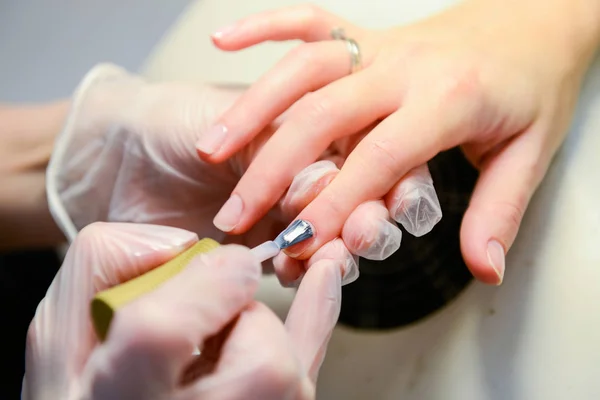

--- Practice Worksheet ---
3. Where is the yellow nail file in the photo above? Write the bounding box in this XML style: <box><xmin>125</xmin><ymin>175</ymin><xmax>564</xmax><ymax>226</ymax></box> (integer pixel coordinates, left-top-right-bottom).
<box><xmin>91</xmin><ymin>238</ymin><xmax>220</xmax><ymax>341</ymax></box>
<box><xmin>90</xmin><ymin>220</ymin><xmax>313</xmax><ymax>342</ymax></box>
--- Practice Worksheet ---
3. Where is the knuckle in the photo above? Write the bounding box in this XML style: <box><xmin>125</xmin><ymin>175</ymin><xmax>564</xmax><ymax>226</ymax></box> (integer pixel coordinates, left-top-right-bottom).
<box><xmin>288</xmin><ymin>44</ymin><xmax>317</xmax><ymax>65</ymax></box>
<box><xmin>287</xmin><ymin>44</ymin><xmax>327</xmax><ymax>74</ymax></box>
<box><xmin>295</xmin><ymin>92</ymin><xmax>337</xmax><ymax>132</ymax></box>
<box><xmin>111</xmin><ymin>300</ymin><xmax>177</xmax><ymax>346</ymax></box>
<box><xmin>300</xmin><ymin>3</ymin><xmax>325</xmax><ymax>22</ymax></box>
<box><xmin>470</xmin><ymin>196</ymin><xmax>526</xmax><ymax>245</ymax></box>
<box><xmin>317</xmin><ymin>188</ymin><xmax>346</xmax><ymax>219</ymax></box>
<box><xmin>360</xmin><ymin>139</ymin><xmax>400</xmax><ymax>179</ymax></box>
<box><xmin>497</xmin><ymin>200</ymin><xmax>526</xmax><ymax>236</ymax></box>
<box><xmin>242</xmin><ymin>167</ymin><xmax>285</xmax><ymax>207</ymax></box>
<box><xmin>435</xmin><ymin>63</ymin><xmax>487</xmax><ymax>127</ymax></box>
<box><xmin>106</xmin><ymin>301</ymin><xmax>194</xmax><ymax>364</ymax></box>
<box><xmin>441</xmin><ymin>66</ymin><xmax>483</xmax><ymax>101</ymax></box>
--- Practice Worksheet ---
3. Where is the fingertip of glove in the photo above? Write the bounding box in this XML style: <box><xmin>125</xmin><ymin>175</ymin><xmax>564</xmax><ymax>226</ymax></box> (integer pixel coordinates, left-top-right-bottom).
<box><xmin>391</xmin><ymin>184</ymin><xmax>442</xmax><ymax>237</ymax></box>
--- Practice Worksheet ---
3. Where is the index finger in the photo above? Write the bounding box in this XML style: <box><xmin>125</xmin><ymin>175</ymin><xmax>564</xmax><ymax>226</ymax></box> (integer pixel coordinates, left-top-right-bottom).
<box><xmin>288</xmin><ymin>104</ymin><xmax>459</xmax><ymax>258</ymax></box>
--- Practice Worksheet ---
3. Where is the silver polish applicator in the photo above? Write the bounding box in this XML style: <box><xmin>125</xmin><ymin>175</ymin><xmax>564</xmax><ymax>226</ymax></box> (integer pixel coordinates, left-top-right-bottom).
<box><xmin>250</xmin><ymin>220</ymin><xmax>314</xmax><ymax>262</ymax></box>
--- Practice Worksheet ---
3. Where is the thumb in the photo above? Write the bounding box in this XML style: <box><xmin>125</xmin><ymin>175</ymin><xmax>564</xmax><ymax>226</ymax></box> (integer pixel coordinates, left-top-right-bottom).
<box><xmin>80</xmin><ymin>245</ymin><xmax>261</xmax><ymax>398</ymax></box>
<box><xmin>23</xmin><ymin>222</ymin><xmax>198</xmax><ymax>399</ymax></box>
<box><xmin>285</xmin><ymin>255</ymin><xmax>343</xmax><ymax>383</ymax></box>
<box><xmin>460</xmin><ymin>137</ymin><xmax>548</xmax><ymax>285</ymax></box>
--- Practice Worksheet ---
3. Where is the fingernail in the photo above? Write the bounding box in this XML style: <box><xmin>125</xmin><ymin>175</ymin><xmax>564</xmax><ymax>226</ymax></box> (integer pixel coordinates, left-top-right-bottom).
<box><xmin>196</xmin><ymin>124</ymin><xmax>228</xmax><ymax>155</ymax></box>
<box><xmin>213</xmin><ymin>194</ymin><xmax>243</xmax><ymax>232</ymax></box>
<box><xmin>393</xmin><ymin>185</ymin><xmax>442</xmax><ymax>237</ymax></box>
<box><xmin>211</xmin><ymin>24</ymin><xmax>237</xmax><ymax>40</ymax></box>
<box><xmin>487</xmin><ymin>240</ymin><xmax>505</xmax><ymax>285</ymax></box>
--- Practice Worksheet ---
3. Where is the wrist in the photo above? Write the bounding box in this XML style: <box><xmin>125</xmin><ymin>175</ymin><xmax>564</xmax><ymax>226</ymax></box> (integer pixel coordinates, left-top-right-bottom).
<box><xmin>0</xmin><ymin>101</ymin><xmax>69</xmax><ymax>250</ymax></box>
<box><xmin>518</xmin><ymin>0</ymin><xmax>597</xmax><ymax>55</ymax></box>
<box><xmin>464</xmin><ymin>0</ymin><xmax>600</xmax><ymax>74</ymax></box>
<box><xmin>0</xmin><ymin>100</ymin><xmax>70</xmax><ymax>172</ymax></box>
<box><xmin>537</xmin><ymin>0</ymin><xmax>600</xmax><ymax>63</ymax></box>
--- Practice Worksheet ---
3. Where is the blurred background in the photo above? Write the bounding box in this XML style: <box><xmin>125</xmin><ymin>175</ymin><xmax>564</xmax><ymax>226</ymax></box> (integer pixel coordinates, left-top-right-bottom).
<box><xmin>0</xmin><ymin>0</ymin><xmax>191</xmax><ymax>101</ymax></box>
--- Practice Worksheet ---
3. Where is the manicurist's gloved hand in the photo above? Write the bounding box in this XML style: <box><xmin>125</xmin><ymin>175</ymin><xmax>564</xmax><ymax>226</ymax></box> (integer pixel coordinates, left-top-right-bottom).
<box><xmin>47</xmin><ymin>64</ymin><xmax>440</xmax><ymax>285</ymax></box>
<box><xmin>23</xmin><ymin>222</ymin><xmax>342</xmax><ymax>399</ymax></box>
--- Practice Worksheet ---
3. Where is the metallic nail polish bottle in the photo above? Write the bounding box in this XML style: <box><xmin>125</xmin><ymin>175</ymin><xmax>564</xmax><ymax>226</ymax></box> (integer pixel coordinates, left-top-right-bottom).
<box><xmin>338</xmin><ymin>147</ymin><xmax>479</xmax><ymax>330</ymax></box>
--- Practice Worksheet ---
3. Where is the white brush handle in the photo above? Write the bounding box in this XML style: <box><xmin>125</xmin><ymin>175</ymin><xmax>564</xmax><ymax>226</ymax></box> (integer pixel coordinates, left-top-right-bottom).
<box><xmin>250</xmin><ymin>240</ymin><xmax>281</xmax><ymax>263</ymax></box>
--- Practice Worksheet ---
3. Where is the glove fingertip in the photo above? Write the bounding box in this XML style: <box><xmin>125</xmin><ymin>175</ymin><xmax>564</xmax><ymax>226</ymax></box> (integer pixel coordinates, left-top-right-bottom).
<box><xmin>390</xmin><ymin>183</ymin><xmax>442</xmax><ymax>237</ymax></box>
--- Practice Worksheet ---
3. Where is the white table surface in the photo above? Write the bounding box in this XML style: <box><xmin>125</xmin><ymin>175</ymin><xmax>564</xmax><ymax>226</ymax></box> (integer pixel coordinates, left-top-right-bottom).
<box><xmin>140</xmin><ymin>1</ymin><xmax>600</xmax><ymax>398</ymax></box>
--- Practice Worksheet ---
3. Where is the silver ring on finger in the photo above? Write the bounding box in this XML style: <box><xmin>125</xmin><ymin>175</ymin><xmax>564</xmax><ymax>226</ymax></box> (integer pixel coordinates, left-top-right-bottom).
<box><xmin>330</xmin><ymin>27</ymin><xmax>362</xmax><ymax>74</ymax></box>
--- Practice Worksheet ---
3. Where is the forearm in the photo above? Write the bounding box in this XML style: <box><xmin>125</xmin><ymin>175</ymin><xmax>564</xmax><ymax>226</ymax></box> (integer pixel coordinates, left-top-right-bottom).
<box><xmin>0</xmin><ymin>100</ymin><xmax>70</xmax><ymax>250</ymax></box>
<box><xmin>532</xmin><ymin>0</ymin><xmax>600</xmax><ymax>63</ymax></box>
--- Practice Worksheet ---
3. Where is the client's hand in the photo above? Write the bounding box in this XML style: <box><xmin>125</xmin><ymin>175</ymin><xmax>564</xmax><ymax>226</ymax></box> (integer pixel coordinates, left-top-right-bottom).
<box><xmin>48</xmin><ymin>64</ymin><xmax>436</xmax><ymax>284</ymax></box>
<box><xmin>204</xmin><ymin>1</ymin><xmax>600</xmax><ymax>284</ymax></box>
<box><xmin>23</xmin><ymin>222</ymin><xmax>339</xmax><ymax>399</ymax></box>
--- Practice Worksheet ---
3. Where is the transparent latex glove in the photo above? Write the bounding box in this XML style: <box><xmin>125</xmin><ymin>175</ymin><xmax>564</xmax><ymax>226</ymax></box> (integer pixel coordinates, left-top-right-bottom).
<box><xmin>205</xmin><ymin>1</ymin><xmax>600</xmax><ymax>285</ymax></box>
<box><xmin>46</xmin><ymin>63</ymin><xmax>430</xmax><ymax>284</ymax></box>
<box><xmin>23</xmin><ymin>222</ymin><xmax>342</xmax><ymax>399</ymax></box>
<box><xmin>275</xmin><ymin>159</ymin><xmax>402</xmax><ymax>286</ymax></box>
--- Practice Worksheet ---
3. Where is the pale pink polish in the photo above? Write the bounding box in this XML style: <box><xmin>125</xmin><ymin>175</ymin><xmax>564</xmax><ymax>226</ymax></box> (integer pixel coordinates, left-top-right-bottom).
<box><xmin>487</xmin><ymin>240</ymin><xmax>506</xmax><ymax>285</ymax></box>
<box><xmin>213</xmin><ymin>194</ymin><xmax>243</xmax><ymax>232</ymax></box>
<box><xmin>212</xmin><ymin>24</ymin><xmax>237</xmax><ymax>40</ymax></box>
<box><xmin>196</xmin><ymin>124</ymin><xmax>228</xmax><ymax>155</ymax></box>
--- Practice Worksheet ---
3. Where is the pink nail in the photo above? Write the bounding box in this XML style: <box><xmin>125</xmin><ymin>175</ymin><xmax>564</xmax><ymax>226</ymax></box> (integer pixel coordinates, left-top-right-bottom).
<box><xmin>196</xmin><ymin>124</ymin><xmax>228</xmax><ymax>155</ymax></box>
<box><xmin>213</xmin><ymin>194</ymin><xmax>244</xmax><ymax>232</ymax></box>
<box><xmin>487</xmin><ymin>240</ymin><xmax>505</xmax><ymax>285</ymax></box>
<box><xmin>212</xmin><ymin>24</ymin><xmax>237</xmax><ymax>40</ymax></box>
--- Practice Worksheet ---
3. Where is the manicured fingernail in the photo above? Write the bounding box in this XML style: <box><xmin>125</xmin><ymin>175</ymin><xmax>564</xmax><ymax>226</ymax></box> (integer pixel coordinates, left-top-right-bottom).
<box><xmin>487</xmin><ymin>240</ymin><xmax>505</xmax><ymax>285</ymax></box>
<box><xmin>211</xmin><ymin>24</ymin><xmax>237</xmax><ymax>40</ymax></box>
<box><xmin>213</xmin><ymin>194</ymin><xmax>243</xmax><ymax>232</ymax></box>
<box><xmin>393</xmin><ymin>185</ymin><xmax>442</xmax><ymax>237</ymax></box>
<box><xmin>196</xmin><ymin>124</ymin><xmax>228</xmax><ymax>155</ymax></box>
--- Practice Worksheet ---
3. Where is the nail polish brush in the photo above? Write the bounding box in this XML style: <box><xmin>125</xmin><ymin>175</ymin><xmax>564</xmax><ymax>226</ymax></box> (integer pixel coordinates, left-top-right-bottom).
<box><xmin>250</xmin><ymin>219</ymin><xmax>314</xmax><ymax>262</ymax></box>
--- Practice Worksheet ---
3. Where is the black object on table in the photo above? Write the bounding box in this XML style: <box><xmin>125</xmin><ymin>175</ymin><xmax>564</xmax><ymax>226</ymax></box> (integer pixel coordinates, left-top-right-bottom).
<box><xmin>339</xmin><ymin>147</ymin><xmax>479</xmax><ymax>330</ymax></box>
